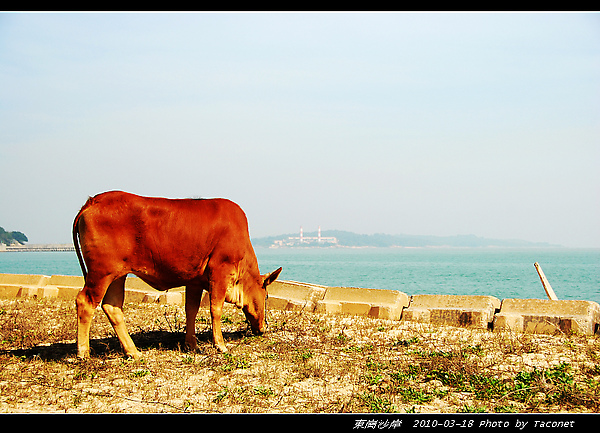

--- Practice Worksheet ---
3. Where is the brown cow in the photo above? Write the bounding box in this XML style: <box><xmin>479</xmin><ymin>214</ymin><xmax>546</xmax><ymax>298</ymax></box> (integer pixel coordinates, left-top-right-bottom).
<box><xmin>72</xmin><ymin>191</ymin><xmax>282</xmax><ymax>359</ymax></box>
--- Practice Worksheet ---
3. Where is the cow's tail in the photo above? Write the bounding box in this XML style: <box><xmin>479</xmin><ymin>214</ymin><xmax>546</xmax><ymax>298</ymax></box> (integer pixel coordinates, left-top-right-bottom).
<box><xmin>72</xmin><ymin>200</ymin><xmax>90</xmax><ymax>281</ymax></box>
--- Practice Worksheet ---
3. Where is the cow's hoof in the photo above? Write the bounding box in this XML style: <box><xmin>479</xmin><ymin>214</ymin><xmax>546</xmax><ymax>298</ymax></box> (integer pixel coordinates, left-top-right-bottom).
<box><xmin>124</xmin><ymin>351</ymin><xmax>142</xmax><ymax>361</ymax></box>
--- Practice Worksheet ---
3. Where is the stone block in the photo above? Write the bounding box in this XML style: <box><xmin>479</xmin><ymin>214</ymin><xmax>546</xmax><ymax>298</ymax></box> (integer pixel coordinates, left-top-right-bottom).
<box><xmin>142</xmin><ymin>293</ymin><xmax>161</xmax><ymax>303</ymax></box>
<box><xmin>36</xmin><ymin>286</ymin><xmax>59</xmax><ymax>298</ymax></box>
<box><xmin>0</xmin><ymin>286</ymin><xmax>21</xmax><ymax>298</ymax></box>
<box><xmin>340</xmin><ymin>301</ymin><xmax>372</xmax><ymax>316</ymax></box>
<box><xmin>57</xmin><ymin>287</ymin><xmax>82</xmax><ymax>300</ymax></box>
<box><xmin>157</xmin><ymin>291</ymin><xmax>184</xmax><ymax>306</ymax></box>
<box><xmin>267</xmin><ymin>280</ymin><xmax>327</xmax><ymax>312</ymax></box>
<box><xmin>124</xmin><ymin>277</ymin><xmax>155</xmax><ymax>291</ymax></box>
<box><xmin>0</xmin><ymin>274</ymin><xmax>49</xmax><ymax>287</ymax></box>
<box><xmin>493</xmin><ymin>299</ymin><xmax>600</xmax><ymax>335</ymax></box>
<box><xmin>17</xmin><ymin>287</ymin><xmax>39</xmax><ymax>298</ymax></box>
<box><xmin>45</xmin><ymin>275</ymin><xmax>84</xmax><ymax>300</ymax></box>
<box><xmin>0</xmin><ymin>274</ymin><xmax>50</xmax><ymax>299</ymax></box>
<box><xmin>315</xmin><ymin>286</ymin><xmax>409</xmax><ymax>320</ymax></box>
<box><xmin>124</xmin><ymin>289</ymin><xmax>152</xmax><ymax>304</ymax></box>
<box><xmin>124</xmin><ymin>276</ymin><xmax>185</xmax><ymax>292</ymax></box>
<box><xmin>402</xmin><ymin>294</ymin><xmax>501</xmax><ymax>329</ymax></box>
<box><xmin>48</xmin><ymin>275</ymin><xmax>84</xmax><ymax>289</ymax></box>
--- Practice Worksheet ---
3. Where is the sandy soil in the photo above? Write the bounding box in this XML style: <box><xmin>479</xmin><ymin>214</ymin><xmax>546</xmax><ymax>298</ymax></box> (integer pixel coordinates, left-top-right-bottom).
<box><xmin>0</xmin><ymin>298</ymin><xmax>599</xmax><ymax>413</ymax></box>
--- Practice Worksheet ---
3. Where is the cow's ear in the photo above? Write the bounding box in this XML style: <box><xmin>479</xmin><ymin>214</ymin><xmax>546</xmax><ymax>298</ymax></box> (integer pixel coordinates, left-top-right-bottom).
<box><xmin>263</xmin><ymin>267</ymin><xmax>282</xmax><ymax>288</ymax></box>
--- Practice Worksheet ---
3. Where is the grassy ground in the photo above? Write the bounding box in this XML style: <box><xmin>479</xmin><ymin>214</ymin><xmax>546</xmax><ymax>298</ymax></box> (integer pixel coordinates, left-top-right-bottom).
<box><xmin>1</xmin><ymin>297</ymin><xmax>599</xmax><ymax>413</ymax></box>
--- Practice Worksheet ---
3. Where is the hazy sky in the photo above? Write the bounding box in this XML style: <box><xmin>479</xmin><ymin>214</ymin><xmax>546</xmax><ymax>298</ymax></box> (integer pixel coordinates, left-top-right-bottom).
<box><xmin>1</xmin><ymin>12</ymin><xmax>599</xmax><ymax>248</ymax></box>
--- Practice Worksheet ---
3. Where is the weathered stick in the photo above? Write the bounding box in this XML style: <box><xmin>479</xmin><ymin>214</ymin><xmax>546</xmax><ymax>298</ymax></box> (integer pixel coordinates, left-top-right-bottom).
<box><xmin>534</xmin><ymin>262</ymin><xmax>558</xmax><ymax>300</ymax></box>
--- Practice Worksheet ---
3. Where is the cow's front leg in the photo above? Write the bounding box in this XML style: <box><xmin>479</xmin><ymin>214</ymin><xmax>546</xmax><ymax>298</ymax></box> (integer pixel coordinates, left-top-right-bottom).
<box><xmin>184</xmin><ymin>283</ymin><xmax>205</xmax><ymax>351</ymax></box>
<box><xmin>209</xmin><ymin>296</ymin><xmax>228</xmax><ymax>352</ymax></box>
<box><xmin>210</xmin><ymin>287</ymin><xmax>227</xmax><ymax>352</ymax></box>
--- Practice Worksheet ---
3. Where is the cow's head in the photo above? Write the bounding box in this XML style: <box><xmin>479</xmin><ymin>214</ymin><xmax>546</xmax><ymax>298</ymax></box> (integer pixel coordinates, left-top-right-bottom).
<box><xmin>242</xmin><ymin>267</ymin><xmax>282</xmax><ymax>335</ymax></box>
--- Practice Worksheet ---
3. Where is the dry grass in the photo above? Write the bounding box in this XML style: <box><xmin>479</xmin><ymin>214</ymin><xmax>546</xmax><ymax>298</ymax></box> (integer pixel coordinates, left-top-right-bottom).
<box><xmin>1</xmin><ymin>297</ymin><xmax>599</xmax><ymax>413</ymax></box>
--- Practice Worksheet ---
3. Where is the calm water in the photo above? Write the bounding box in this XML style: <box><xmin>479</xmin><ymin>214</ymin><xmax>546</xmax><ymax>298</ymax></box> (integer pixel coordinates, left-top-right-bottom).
<box><xmin>1</xmin><ymin>248</ymin><xmax>598</xmax><ymax>304</ymax></box>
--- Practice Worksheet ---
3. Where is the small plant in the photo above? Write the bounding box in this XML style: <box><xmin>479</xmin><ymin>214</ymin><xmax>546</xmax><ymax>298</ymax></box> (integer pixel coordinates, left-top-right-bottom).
<box><xmin>295</xmin><ymin>348</ymin><xmax>313</xmax><ymax>362</ymax></box>
<box><xmin>427</xmin><ymin>369</ymin><xmax>465</xmax><ymax>388</ymax></box>
<box><xmin>254</xmin><ymin>386</ymin><xmax>274</xmax><ymax>397</ymax></box>
<box><xmin>394</xmin><ymin>337</ymin><xmax>419</xmax><ymax>347</ymax></box>
<box><xmin>458</xmin><ymin>404</ymin><xmax>487</xmax><ymax>413</ymax></box>
<box><xmin>335</xmin><ymin>330</ymin><xmax>350</xmax><ymax>345</ymax></box>
<box><xmin>494</xmin><ymin>403</ymin><xmax>518</xmax><ymax>413</ymax></box>
<box><xmin>469</xmin><ymin>374</ymin><xmax>508</xmax><ymax>400</ymax></box>
<box><xmin>214</xmin><ymin>386</ymin><xmax>229</xmax><ymax>403</ymax></box>
<box><xmin>360</xmin><ymin>392</ymin><xmax>396</xmax><ymax>413</ymax></box>
<box><xmin>389</xmin><ymin>370</ymin><xmax>416</xmax><ymax>385</ymax></box>
<box><xmin>131</xmin><ymin>368</ymin><xmax>151</xmax><ymax>378</ymax></box>
<box><xmin>181</xmin><ymin>355</ymin><xmax>195</xmax><ymax>364</ymax></box>
<box><xmin>72</xmin><ymin>392</ymin><xmax>84</xmax><ymax>407</ymax></box>
<box><xmin>364</xmin><ymin>371</ymin><xmax>385</xmax><ymax>386</ymax></box>
<box><xmin>463</xmin><ymin>344</ymin><xmax>484</xmax><ymax>357</ymax></box>
<box><xmin>397</xmin><ymin>387</ymin><xmax>434</xmax><ymax>404</ymax></box>
<box><xmin>221</xmin><ymin>353</ymin><xmax>250</xmax><ymax>372</ymax></box>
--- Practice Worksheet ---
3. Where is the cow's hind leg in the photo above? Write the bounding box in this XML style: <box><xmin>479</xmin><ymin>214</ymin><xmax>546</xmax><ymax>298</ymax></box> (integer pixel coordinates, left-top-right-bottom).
<box><xmin>76</xmin><ymin>290</ymin><xmax>96</xmax><ymax>359</ymax></box>
<box><xmin>76</xmin><ymin>275</ymin><xmax>113</xmax><ymax>359</ymax></box>
<box><xmin>102</xmin><ymin>275</ymin><xmax>141</xmax><ymax>360</ymax></box>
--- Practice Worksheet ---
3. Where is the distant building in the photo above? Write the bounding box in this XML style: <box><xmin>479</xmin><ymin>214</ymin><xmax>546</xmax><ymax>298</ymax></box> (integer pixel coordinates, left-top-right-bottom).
<box><xmin>272</xmin><ymin>226</ymin><xmax>338</xmax><ymax>247</ymax></box>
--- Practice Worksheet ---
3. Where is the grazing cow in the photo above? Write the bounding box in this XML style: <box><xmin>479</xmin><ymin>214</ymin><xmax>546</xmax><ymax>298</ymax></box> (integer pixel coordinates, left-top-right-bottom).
<box><xmin>72</xmin><ymin>191</ymin><xmax>282</xmax><ymax>359</ymax></box>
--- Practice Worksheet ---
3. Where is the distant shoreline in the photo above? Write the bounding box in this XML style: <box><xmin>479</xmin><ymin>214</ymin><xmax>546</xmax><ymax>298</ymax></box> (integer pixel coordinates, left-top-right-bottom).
<box><xmin>3</xmin><ymin>244</ymin><xmax>595</xmax><ymax>253</ymax></box>
<box><xmin>262</xmin><ymin>244</ymin><xmax>567</xmax><ymax>250</ymax></box>
<box><xmin>251</xmin><ymin>230</ymin><xmax>563</xmax><ymax>249</ymax></box>
<box><xmin>0</xmin><ymin>244</ymin><xmax>569</xmax><ymax>252</ymax></box>
<box><xmin>0</xmin><ymin>244</ymin><xmax>75</xmax><ymax>252</ymax></box>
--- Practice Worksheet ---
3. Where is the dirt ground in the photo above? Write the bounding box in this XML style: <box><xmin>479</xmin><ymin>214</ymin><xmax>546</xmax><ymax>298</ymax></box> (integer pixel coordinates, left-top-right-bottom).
<box><xmin>1</xmin><ymin>297</ymin><xmax>599</xmax><ymax>413</ymax></box>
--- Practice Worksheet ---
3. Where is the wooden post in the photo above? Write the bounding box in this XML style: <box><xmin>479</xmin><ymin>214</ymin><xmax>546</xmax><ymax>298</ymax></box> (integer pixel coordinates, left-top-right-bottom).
<box><xmin>534</xmin><ymin>262</ymin><xmax>558</xmax><ymax>300</ymax></box>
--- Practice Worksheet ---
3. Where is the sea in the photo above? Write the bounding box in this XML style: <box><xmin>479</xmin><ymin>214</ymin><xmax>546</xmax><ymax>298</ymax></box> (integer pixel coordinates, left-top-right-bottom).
<box><xmin>1</xmin><ymin>248</ymin><xmax>598</xmax><ymax>305</ymax></box>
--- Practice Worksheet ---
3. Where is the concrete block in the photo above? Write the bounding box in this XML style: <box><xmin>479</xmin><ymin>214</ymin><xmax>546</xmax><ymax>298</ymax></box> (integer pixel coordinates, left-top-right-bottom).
<box><xmin>315</xmin><ymin>286</ymin><xmax>409</xmax><ymax>320</ymax></box>
<box><xmin>199</xmin><ymin>290</ymin><xmax>211</xmax><ymax>307</ymax></box>
<box><xmin>57</xmin><ymin>287</ymin><xmax>82</xmax><ymax>300</ymax></box>
<box><xmin>142</xmin><ymin>293</ymin><xmax>161</xmax><ymax>303</ymax></box>
<box><xmin>402</xmin><ymin>295</ymin><xmax>501</xmax><ymax>329</ymax></box>
<box><xmin>45</xmin><ymin>275</ymin><xmax>84</xmax><ymax>300</ymax></box>
<box><xmin>0</xmin><ymin>274</ymin><xmax>50</xmax><ymax>299</ymax></box>
<box><xmin>0</xmin><ymin>274</ymin><xmax>50</xmax><ymax>287</ymax></box>
<box><xmin>157</xmin><ymin>291</ymin><xmax>184</xmax><ymax>306</ymax></box>
<box><xmin>493</xmin><ymin>299</ymin><xmax>600</xmax><ymax>335</ymax></box>
<box><xmin>124</xmin><ymin>289</ymin><xmax>152</xmax><ymax>304</ymax></box>
<box><xmin>17</xmin><ymin>287</ymin><xmax>39</xmax><ymax>298</ymax></box>
<box><xmin>0</xmin><ymin>286</ymin><xmax>21</xmax><ymax>298</ymax></box>
<box><xmin>124</xmin><ymin>277</ymin><xmax>155</xmax><ymax>291</ymax></box>
<box><xmin>36</xmin><ymin>286</ymin><xmax>59</xmax><ymax>298</ymax></box>
<box><xmin>340</xmin><ymin>301</ymin><xmax>372</xmax><ymax>316</ymax></box>
<box><xmin>316</xmin><ymin>300</ymin><xmax>343</xmax><ymax>315</ymax></box>
<box><xmin>267</xmin><ymin>280</ymin><xmax>327</xmax><ymax>312</ymax></box>
<box><xmin>124</xmin><ymin>276</ymin><xmax>185</xmax><ymax>292</ymax></box>
<box><xmin>12</xmin><ymin>285</ymin><xmax>59</xmax><ymax>299</ymax></box>
<box><xmin>48</xmin><ymin>275</ymin><xmax>84</xmax><ymax>289</ymax></box>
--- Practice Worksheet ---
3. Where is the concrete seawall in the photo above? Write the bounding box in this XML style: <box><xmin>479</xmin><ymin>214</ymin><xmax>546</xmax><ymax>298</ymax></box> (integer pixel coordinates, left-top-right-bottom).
<box><xmin>1</xmin><ymin>273</ymin><xmax>598</xmax><ymax>336</ymax></box>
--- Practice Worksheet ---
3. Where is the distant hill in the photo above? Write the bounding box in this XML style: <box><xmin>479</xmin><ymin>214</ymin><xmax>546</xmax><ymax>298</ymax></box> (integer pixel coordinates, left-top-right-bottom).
<box><xmin>251</xmin><ymin>230</ymin><xmax>558</xmax><ymax>248</ymax></box>
<box><xmin>0</xmin><ymin>227</ymin><xmax>28</xmax><ymax>246</ymax></box>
